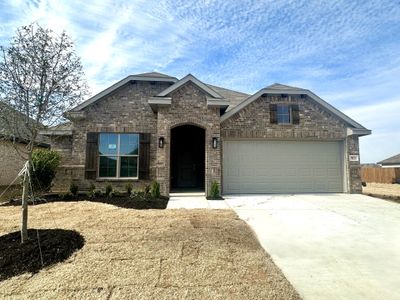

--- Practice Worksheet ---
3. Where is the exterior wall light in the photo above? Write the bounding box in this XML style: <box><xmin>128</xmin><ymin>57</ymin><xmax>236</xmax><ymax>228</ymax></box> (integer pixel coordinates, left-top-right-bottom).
<box><xmin>212</xmin><ymin>137</ymin><xmax>219</xmax><ymax>149</ymax></box>
<box><xmin>158</xmin><ymin>137</ymin><xmax>165</xmax><ymax>148</ymax></box>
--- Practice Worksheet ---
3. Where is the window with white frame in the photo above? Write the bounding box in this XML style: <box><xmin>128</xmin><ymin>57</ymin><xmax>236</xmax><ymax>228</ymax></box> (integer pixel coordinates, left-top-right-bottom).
<box><xmin>98</xmin><ymin>133</ymin><xmax>139</xmax><ymax>178</ymax></box>
<box><xmin>277</xmin><ymin>104</ymin><xmax>291</xmax><ymax>124</ymax></box>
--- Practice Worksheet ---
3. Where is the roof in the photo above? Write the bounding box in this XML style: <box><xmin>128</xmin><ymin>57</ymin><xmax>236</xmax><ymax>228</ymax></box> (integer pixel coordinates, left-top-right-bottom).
<box><xmin>0</xmin><ymin>102</ymin><xmax>49</xmax><ymax>145</ymax></box>
<box><xmin>220</xmin><ymin>83</ymin><xmax>371</xmax><ymax>135</ymax></box>
<box><xmin>39</xmin><ymin>122</ymin><xmax>73</xmax><ymax>136</ymax></box>
<box><xmin>71</xmin><ymin>73</ymin><xmax>178</xmax><ymax>112</ymax></box>
<box><xmin>378</xmin><ymin>154</ymin><xmax>400</xmax><ymax>165</ymax></box>
<box><xmin>206</xmin><ymin>84</ymin><xmax>249</xmax><ymax>111</ymax></box>
<box><xmin>135</xmin><ymin>72</ymin><xmax>177</xmax><ymax>79</ymax></box>
<box><xmin>156</xmin><ymin>74</ymin><xmax>223</xmax><ymax>99</ymax></box>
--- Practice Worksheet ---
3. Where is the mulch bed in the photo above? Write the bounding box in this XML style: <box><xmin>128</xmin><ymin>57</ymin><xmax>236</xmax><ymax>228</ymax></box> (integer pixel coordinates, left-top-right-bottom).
<box><xmin>0</xmin><ymin>229</ymin><xmax>85</xmax><ymax>281</ymax></box>
<box><xmin>1</xmin><ymin>194</ymin><xmax>169</xmax><ymax>209</ymax></box>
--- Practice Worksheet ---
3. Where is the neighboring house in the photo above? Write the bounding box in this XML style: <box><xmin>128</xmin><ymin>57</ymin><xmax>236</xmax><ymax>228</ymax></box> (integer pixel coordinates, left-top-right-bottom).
<box><xmin>0</xmin><ymin>103</ymin><xmax>49</xmax><ymax>186</ymax></box>
<box><xmin>40</xmin><ymin>72</ymin><xmax>371</xmax><ymax>195</ymax></box>
<box><xmin>378</xmin><ymin>154</ymin><xmax>400</xmax><ymax>168</ymax></box>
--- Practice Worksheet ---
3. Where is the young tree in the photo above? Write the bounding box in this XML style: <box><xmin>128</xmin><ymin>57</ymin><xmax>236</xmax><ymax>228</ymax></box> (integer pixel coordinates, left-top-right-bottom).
<box><xmin>0</xmin><ymin>23</ymin><xmax>87</xmax><ymax>243</ymax></box>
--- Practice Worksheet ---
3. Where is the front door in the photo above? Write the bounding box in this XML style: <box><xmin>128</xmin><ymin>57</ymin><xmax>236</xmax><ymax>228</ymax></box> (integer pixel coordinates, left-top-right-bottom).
<box><xmin>170</xmin><ymin>125</ymin><xmax>205</xmax><ymax>190</ymax></box>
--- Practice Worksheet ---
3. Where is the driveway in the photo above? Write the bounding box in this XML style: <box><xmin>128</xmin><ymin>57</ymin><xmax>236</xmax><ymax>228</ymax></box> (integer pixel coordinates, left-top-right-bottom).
<box><xmin>225</xmin><ymin>194</ymin><xmax>400</xmax><ymax>300</ymax></box>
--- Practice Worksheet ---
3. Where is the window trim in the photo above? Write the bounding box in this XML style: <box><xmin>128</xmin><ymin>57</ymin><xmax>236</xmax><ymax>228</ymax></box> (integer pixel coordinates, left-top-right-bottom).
<box><xmin>98</xmin><ymin>133</ymin><xmax>140</xmax><ymax>180</ymax></box>
<box><xmin>276</xmin><ymin>104</ymin><xmax>292</xmax><ymax>124</ymax></box>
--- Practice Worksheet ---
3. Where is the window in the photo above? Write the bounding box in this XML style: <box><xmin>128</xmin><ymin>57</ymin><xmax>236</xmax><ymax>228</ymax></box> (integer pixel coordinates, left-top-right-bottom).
<box><xmin>277</xmin><ymin>104</ymin><xmax>291</xmax><ymax>124</ymax></box>
<box><xmin>98</xmin><ymin>133</ymin><xmax>139</xmax><ymax>178</ymax></box>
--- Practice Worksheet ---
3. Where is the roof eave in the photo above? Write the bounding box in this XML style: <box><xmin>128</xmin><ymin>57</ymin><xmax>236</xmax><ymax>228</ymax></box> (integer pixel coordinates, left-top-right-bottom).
<box><xmin>70</xmin><ymin>75</ymin><xmax>178</xmax><ymax>112</ymax></box>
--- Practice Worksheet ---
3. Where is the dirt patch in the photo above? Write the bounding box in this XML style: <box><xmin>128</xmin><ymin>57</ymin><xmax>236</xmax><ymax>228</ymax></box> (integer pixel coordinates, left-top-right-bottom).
<box><xmin>0</xmin><ymin>229</ymin><xmax>84</xmax><ymax>281</ymax></box>
<box><xmin>2</xmin><ymin>194</ymin><xmax>169</xmax><ymax>210</ymax></box>
<box><xmin>0</xmin><ymin>202</ymin><xmax>301</xmax><ymax>299</ymax></box>
<box><xmin>363</xmin><ymin>183</ymin><xmax>400</xmax><ymax>203</ymax></box>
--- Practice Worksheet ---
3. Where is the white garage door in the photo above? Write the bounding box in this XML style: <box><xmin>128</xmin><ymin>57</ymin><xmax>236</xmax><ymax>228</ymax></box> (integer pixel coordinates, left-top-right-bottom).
<box><xmin>223</xmin><ymin>140</ymin><xmax>343</xmax><ymax>194</ymax></box>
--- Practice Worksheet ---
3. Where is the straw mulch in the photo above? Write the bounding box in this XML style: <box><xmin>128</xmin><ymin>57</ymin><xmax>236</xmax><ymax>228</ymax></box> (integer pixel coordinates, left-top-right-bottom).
<box><xmin>0</xmin><ymin>201</ymin><xmax>300</xmax><ymax>299</ymax></box>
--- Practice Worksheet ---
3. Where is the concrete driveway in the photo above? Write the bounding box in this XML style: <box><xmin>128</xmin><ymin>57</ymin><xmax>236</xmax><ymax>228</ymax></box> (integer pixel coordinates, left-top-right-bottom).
<box><xmin>224</xmin><ymin>194</ymin><xmax>400</xmax><ymax>300</ymax></box>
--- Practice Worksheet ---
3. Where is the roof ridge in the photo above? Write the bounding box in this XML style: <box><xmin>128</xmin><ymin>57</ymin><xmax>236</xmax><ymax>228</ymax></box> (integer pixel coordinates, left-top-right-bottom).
<box><xmin>206</xmin><ymin>83</ymin><xmax>250</xmax><ymax>96</ymax></box>
<box><xmin>266</xmin><ymin>83</ymin><xmax>304</xmax><ymax>90</ymax></box>
<box><xmin>134</xmin><ymin>71</ymin><xmax>176</xmax><ymax>79</ymax></box>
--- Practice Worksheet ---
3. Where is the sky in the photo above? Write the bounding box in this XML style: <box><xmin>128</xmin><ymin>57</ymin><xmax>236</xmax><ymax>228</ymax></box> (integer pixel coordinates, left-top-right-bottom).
<box><xmin>0</xmin><ymin>0</ymin><xmax>399</xmax><ymax>163</ymax></box>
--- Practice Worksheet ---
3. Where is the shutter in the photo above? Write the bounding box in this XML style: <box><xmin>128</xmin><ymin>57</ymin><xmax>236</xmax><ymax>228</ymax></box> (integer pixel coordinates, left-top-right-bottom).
<box><xmin>270</xmin><ymin>104</ymin><xmax>277</xmax><ymax>124</ymax></box>
<box><xmin>85</xmin><ymin>132</ymin><xmax>98</xmax><ymax>180</ymax></box>
<box><xmin>139</xmin><ymin>133</ymin><xmax>151</xmax><ymax>180</ymax></box>
<box><xmin>291</xmin><ymin>104</ymin><xmax>300</xmax><ymax>125</ymax></box>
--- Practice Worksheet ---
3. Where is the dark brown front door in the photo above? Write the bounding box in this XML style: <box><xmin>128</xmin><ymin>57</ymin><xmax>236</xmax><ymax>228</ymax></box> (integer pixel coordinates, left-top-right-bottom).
<box><xmin>171</xmin><ymin>125</ymin><xmax>205</xmax><ymax>190</ymax></box>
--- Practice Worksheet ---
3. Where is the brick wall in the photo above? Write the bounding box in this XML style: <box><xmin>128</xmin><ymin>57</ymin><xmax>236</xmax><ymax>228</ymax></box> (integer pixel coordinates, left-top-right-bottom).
<box><xmin>52</xmin><ymin>81</ymin><xmax>172</xmax><ymax>192</ymax></box>
<box><xmin>156</xmin><ymin>82</ymin><xmax>221</xmax><ymax>195</ymax></box>
<box><xmin>221</xmin><ymin>94</ymin><xmax>362</xmax><ymax>193</ymax></box>
<box><xmin>0</xmin><ymin>140</ymin><xmax>27</xmax><ymax>186</ymax></box>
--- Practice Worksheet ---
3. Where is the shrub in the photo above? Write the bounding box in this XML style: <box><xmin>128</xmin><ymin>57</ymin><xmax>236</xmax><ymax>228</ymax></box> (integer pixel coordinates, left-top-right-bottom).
<box><xmin>144</xmin><ymin>184</ymin><xmax>151</xmax><ymax>196</ymax></box>
<box><xmin>209</xmin><ymin>181</ymin><xmax>220</xmax><ymax>199</ymax></box>
<box><xmin>150</xmin><ymin>181</ymin><xmax>160</xmax><ymax>199</ymax></box>
<box><xmin>105</xmin><ymin>184</ymin><xmax>113</xmax><ymax>197</ymax></box>
<box><xmin>69</xmin><ymin>182</ymin><xmax>79</xmax><ymax>195</ymax></box>
<box><xmin>31</xmin><ymin>149</ymin><xmax>61</xmax><ymax>193</ymax></box>
<box><xmin>125</xmin><ymin>183</ymin><xmax>133</xmax><ymax>195</ymax></box>
<box><xmin>88</xmin><ymin>183</ymin><xmax>96</xmax><ymax>198</ymax></box>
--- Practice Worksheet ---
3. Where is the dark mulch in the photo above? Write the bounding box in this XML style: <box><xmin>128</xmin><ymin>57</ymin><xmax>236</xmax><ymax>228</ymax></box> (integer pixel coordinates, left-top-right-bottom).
<box><xmin>0</xmin><ymin>229</ymin><xmax>85</xmax><ymax>281</ymax></box>
<box><xmin>206</xmin><ymin>196</ymin><xmax>224</xmax><ymax>200</ymax></box>
<box><xmin>1</xmin><ymin>194</ymin><xmax>169</xmax><ymax>209</ymax></box>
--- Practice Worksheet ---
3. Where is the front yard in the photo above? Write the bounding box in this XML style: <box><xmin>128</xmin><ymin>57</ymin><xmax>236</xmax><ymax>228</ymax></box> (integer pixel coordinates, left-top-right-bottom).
<box><xmin>0</xmin><ymin>201</ymin><xmax>300</xmax><ymax>299</ymax></box>
<box><xmin>363</xmin><ymin>182</ymin><xmax>400</xmax><ymax>202</ymax></box>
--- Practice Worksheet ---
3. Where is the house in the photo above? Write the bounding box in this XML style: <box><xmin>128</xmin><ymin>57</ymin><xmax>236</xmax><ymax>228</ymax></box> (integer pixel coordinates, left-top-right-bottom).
<box><xmin>40</xmin><ymin>72</ymin><xmax>371</xmax><ymax>195</ymax></box>
<box><xmin>0</xmin><ymin>102</ymin><xmax>49</xmax><ymax>187</ymax></box>
<box><xmin>378</xmin><ymin>154</ymin><xmax>400</xmax><ymax>168</ymax></box>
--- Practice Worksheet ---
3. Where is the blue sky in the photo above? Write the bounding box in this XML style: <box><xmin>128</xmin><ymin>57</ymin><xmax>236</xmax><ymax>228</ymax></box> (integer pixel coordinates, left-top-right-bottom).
<box><xmin>0</xmin><ymin>0</ymin><xmax>399</xmax><ymax>163</ymax></box>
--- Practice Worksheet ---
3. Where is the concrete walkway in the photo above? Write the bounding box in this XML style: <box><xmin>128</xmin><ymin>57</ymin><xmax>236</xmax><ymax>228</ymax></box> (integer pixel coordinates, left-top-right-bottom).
<box><xmin>167</xmin><ymin>192</ymin><xmax>229</xmax><ymax>209</ymax></box>
<box><xmin>225</xmin><ymin>194</ymin><xmax>400</xmax><ymax>300</ymax></box>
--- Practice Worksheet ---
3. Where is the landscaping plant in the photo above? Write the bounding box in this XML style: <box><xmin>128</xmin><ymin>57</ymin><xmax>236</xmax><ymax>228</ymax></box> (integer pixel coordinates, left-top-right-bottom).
<box><xmin>150</xmin><ymin>181</ymin><xmax>160</xmax><ymax>199</ymax></box>
<box><xmin>209</xmin><ymin>181</ymin><xmax>220</xmax><ymax>199</ymax></box>
<box><xmin>105</xmin><ymin>184</ymin><xmax>113</xmax><ymax>197</ymax></box>
<box><xmin>31</xmin><ymin>149</ymin><xmax>61</xmax><ymax>193</ymax></box>
<box><xmin>69</xmin><ymin>182</ymin><xmax>79</xmax><ymax>196</ymax></box>
<box><xmin>0</xmin><ymin>23</ymin><xmax>87</xmax><ymax>242</ymax></box>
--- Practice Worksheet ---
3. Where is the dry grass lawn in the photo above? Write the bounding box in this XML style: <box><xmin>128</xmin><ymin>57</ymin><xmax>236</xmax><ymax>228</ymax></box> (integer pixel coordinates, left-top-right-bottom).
<box><xmin>0</xmin><ymin>201</ymin><xmax>300</xmax><ymax>299</ymax></box>
<box><xmin>363</xmin><ymin>182</ymin><xmax>400</xmax><ymax>198</ymax></box>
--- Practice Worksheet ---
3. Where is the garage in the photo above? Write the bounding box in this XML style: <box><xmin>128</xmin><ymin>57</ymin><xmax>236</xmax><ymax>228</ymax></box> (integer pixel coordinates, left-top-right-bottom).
<box><xmin>223</xmin><ymin>140</ymin><xmax>344</xmax><ymax>194</ymax></box>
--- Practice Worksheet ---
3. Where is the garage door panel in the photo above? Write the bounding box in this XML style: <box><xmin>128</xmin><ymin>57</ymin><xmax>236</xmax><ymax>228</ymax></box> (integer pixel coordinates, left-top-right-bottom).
<box><xmin>223</xmin><ymin>140</ymin><xmax>343</xmax><ymax>194</ymax></box>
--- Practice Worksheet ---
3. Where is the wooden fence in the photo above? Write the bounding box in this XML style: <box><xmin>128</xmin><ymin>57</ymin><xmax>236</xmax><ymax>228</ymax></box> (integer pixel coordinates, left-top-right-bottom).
<box><xmin>361</xmin><ymin>167</ymin><xmax>400</xmax><ymax>184</ymax></box>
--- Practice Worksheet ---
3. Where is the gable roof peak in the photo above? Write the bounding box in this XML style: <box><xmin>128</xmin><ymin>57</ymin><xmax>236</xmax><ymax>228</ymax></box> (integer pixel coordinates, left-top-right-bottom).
<box><xmin>134</xmin><ymin>71</ymin><xmax>177</xmax><ymax>79</ymax></box>
<box><xmin>157</xmin><ymin>73</ymin><xmax>223</xmax><ymax>99</ymax></box>
<box><xmin>266</xmin><ymin>83</ymin><xmax>304</xmax><ymax>90</ymax></box>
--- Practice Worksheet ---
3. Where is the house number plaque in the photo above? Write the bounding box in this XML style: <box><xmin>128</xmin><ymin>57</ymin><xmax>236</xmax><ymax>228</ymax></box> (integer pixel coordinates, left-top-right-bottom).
<box><xmin>349</xmin><ymin>155</ymin><xmax>359</xmax><ymax>162</ymax></box>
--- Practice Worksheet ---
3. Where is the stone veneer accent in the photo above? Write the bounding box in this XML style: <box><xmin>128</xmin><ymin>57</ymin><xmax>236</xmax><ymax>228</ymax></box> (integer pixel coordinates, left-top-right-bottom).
<box><xmin>221</xmin><ymin>94</ymin><xmax>362</xmax><ymax>193</ymax></box>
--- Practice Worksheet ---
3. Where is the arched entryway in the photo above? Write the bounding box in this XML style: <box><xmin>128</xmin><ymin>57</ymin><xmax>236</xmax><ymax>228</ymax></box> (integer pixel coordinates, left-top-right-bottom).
<box><xmin>170</xmin><ymin>124</ymin><xmax>205</xmax><ymax>191</ymax></box>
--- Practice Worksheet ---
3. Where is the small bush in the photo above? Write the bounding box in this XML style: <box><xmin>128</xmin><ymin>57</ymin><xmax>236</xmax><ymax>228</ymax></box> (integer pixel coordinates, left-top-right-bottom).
<box><xmin>144</xmin><ymin>184</ymin><xmax>151</xmax><ymax>196</ymax></box>
<box><xmin>69</xmin><ymin>182</ymin><xmax>79</xmax><ymax>195</ymax></box>
<box><xmin>94</xmin><ymin>189</ymin><xmax>102</xmax><ymax>197</ymax></box>
<box><xmin>31</xmin><ymin>149</ymin><xmax>61</xmax><ymax>193</ymax></box>
<box><xmin>131</xmin><ymin>189</ymin><xmax>146</xmax><ymax>200</ymax></box>
<box><xmin>105</xmin><ymin>184</ymin><xmax>113</xmax><ymax>197</ymax></box>
<box><xmin>125</xmin><ymin>183</ymin><xmax>133</xmax><ymax>195</ymax></box>
<box><xmin>88</xmin><ymin>183</ymin><xmax>96</xmax><ymax>198</ymax></box>
<box><xmin>150</xmin><ymin>181</ymin><xmax>160</xmax><ymax>198</ymax></box>
<box><xmin>209</xmin><ymin>181</ymin><xmax>220</xmax><ymax>199</ymax></box>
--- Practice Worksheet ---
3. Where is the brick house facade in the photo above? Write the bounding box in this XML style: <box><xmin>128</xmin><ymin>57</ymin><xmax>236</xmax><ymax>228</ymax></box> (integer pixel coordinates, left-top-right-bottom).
<box><xmin>42</xmin><ymin>72</ymin><xmax>370</xmax><ymax>195</ymax></box>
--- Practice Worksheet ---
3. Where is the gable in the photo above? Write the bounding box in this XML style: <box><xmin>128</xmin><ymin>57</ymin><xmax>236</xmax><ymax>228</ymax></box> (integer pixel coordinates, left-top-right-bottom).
<box><xmin>221</xmin><ymin>84</ymin><xmax>370</xmax><ymax>135</ymax></box>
